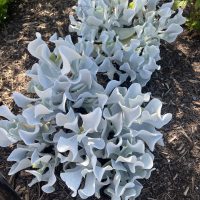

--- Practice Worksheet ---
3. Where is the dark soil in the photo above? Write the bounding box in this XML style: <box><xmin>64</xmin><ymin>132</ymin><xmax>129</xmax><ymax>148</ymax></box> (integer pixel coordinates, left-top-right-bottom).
<box><xmin>0</xmin><ymin>1</ymin><xmax>200</xmax><ymax>200</ymax></box>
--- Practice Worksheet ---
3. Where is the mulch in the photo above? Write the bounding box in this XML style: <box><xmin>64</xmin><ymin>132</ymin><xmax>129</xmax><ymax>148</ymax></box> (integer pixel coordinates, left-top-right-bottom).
<box><xmin>0</xmin><ymin>1</ymin><xmax>199</xmax><ymax>200</ymax></box>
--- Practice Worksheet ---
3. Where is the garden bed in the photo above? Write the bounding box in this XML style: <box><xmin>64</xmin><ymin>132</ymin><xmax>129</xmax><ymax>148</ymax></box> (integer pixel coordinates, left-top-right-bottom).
<box><xmin>0</xmin><ymin>0</ymin><xmax>199</xmax><ymax>199</ymax></box>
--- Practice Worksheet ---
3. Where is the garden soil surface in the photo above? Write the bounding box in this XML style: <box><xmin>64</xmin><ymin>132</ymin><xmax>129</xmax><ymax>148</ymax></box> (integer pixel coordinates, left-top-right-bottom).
<box><xmin>0</xmin><ymin>1</ymin><xmax>200</xmax><ymax>200</ymax></box>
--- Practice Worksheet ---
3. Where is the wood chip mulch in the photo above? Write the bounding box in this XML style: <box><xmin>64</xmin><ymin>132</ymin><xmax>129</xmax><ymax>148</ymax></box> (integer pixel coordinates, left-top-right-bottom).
<box><xmin>0</xmin><ymin>1</ymin><xmax>200</xmax><ymax>200</ymax></box>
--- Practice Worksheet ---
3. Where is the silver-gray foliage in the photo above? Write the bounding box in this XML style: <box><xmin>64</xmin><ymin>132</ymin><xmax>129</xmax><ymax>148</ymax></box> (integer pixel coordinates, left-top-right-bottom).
<box><xmin>69</xmin><ymin>0</ymin><xmax>185</xmax><ymax>85</ymax></box>
<box><xmin>0</xmin><ymin>34</ymin><xmax>172</xmax><ymax>199</ymax></box>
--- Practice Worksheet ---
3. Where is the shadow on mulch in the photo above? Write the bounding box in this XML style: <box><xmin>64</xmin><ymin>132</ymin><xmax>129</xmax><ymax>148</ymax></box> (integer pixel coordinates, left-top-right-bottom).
<box><xmin>139</xmin><ymin>35</ymin><xmax>200</xmax><ymax>200</ymax></box>
<box><xmin>0</xmin><ymin>1</ymin><xmax>200</xmax><ymax>200</ymax></box>
<box><xmin>0</xmin><ymin>0</ymin><xmax>76</xmax><ymax>109</ymax></box>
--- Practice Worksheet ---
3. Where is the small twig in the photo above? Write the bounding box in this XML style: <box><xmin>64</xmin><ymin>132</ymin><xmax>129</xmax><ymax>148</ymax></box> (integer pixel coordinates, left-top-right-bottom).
<box><xmin>180</xmin><ymin>130</ymin><xmax>193</xmax><ymax>145</ymax></box>
<box><xmin>184</xmin><ymin>186</ymin><xmax>190</xmax><ymax>196</ymax></box>
<box><xmin>191</xmin><ymin>176</ymin><xmax>195</xmax><ymax>192</ymax></box>
<box><xmin>25</xmin><ymin>192</ymin><xmax>29</xmax><ymax>200</ymax></box>
<box><xmin>38</xmin><ymin>193</ymin><xmax>45</xmax><ymax>200</ymax></box>
<box><xmin>173</xmin><ymin>173</ymin><xmax>178</xmax><ymax>181</ymax></box>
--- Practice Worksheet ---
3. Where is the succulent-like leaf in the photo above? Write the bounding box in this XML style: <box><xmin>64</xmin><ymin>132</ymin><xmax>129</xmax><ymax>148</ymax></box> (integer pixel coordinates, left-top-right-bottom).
<box><xmin>0</xmin><ymin>32</ymin><xmax>173</xmax><ymax>200</ymax></box>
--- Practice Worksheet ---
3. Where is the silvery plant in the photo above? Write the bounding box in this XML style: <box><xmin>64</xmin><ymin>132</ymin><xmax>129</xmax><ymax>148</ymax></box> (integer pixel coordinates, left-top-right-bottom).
<box><xmin>0</xmin><ymin>34</ymin><xmax>172</xmax><ymax>199</ymax></box>
<box><xmin>69</xmin><ymin>0</ymin><xmax>185</xmax><ymax>85</ymax></box>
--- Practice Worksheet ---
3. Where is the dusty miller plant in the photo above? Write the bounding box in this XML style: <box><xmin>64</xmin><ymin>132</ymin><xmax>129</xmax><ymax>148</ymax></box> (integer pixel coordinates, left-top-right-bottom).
<box><xmin>69</xmin><ymin>0</ymin><xmax>185</xmax><ymax>85</ymax></box>
<box><xmin>0</xmin><ymin>33</ymin><xmax>172</xmax><ymax>199</ymax></box>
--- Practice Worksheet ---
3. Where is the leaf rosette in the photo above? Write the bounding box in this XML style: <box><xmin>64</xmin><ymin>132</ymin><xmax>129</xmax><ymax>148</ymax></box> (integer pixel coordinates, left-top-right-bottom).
<box><xmin>70</xmin><ymin>0</ymin><xmax>185</xmax><ymax>85</ymax></box>
<box><xmin>0</xmin><ymin>33</ymin><xmax>172</xmax><ymax>200</ymax></box>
